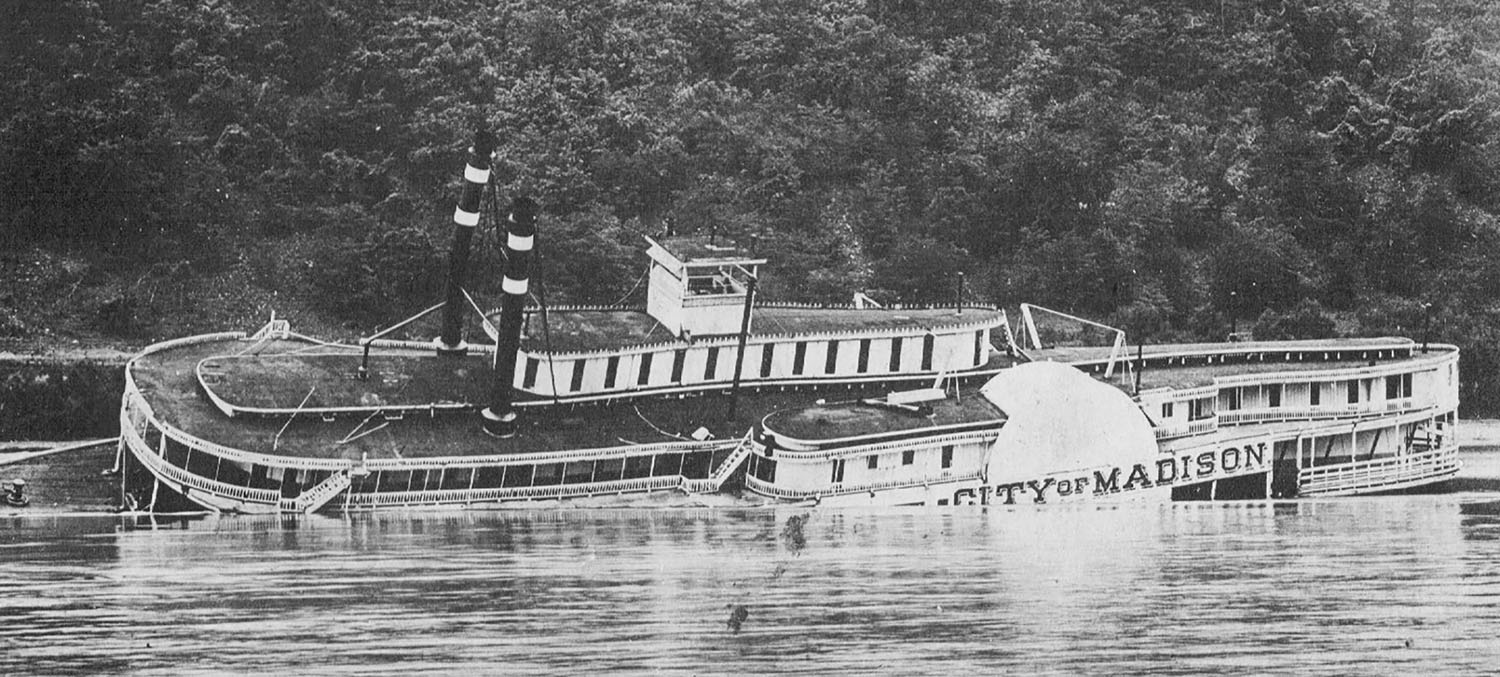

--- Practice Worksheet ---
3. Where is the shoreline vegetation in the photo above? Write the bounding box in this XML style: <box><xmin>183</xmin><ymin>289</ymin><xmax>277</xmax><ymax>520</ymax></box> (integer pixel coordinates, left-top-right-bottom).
<box><xmin>6</xmin><ymin>1</ymin><xmax>1500</xmax><ymax>420</ymax></box>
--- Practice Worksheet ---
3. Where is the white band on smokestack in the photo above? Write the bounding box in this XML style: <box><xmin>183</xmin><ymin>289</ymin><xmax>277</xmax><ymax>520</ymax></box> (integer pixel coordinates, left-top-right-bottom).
<box><xmin>464</xmin><ymin>164</ymin><xmax>490</xmax><ymax>184</ymax></box>
<box><xmin>508</xmin><ymin>233</ymin><xmax>534</xmax><ymax>252</ymax></box>
<box><xmin>454</xmin><ymin>207</ymin><xmax>480</xmax><ymax>227</ymax></box>
<box><xmin>502</xmin><ymin>277</ymin><xmax>529</xmax><ymax>295</ymax></box>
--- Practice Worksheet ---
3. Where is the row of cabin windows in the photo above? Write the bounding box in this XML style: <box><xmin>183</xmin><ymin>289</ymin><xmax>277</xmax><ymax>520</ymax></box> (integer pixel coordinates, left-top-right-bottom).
<box><xmin>348</xmin><ymin>450</ymin><xmax>731</xmax><ymax>494</ymax></box>
<box><xmin>836</xmin><ymin>445</ymin><xmax>955</xmax><ymax>482</ymax></box>
<box><xmin>522</xmin><ymin>332</ymin><xmax>974</xmax><ymax>392</ymax></box>
<box><xmin>1165</xmin><ymin>373</ymin><xmax>1418</xmax><ymax>418</ymax></box>
<box><xmin>153</xmin><ymin>430</ymin><xmax>731</xmax><ymax>494</ymax></box>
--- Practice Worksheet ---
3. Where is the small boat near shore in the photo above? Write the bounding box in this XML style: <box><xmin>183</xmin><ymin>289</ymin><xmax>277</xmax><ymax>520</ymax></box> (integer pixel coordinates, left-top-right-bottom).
<box><xmin>113</xmin><ymin>131</ymin><xmax>1462</xmax><ymax>514</ymax></box>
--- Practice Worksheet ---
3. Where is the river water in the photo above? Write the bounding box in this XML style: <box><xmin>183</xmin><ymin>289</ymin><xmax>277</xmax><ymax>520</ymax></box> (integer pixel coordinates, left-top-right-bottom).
<box><xmin>5</xmin><ymin>451</ymin><xmax>1500</xmax><ymax>675</ymax></box>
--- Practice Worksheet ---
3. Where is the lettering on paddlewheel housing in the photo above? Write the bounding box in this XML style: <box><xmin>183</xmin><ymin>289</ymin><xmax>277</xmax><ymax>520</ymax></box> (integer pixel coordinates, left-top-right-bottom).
<box><xmin>953</xmin><ymin>441</ymin><xmax>1269</xmax><ymax>505</ymax></box>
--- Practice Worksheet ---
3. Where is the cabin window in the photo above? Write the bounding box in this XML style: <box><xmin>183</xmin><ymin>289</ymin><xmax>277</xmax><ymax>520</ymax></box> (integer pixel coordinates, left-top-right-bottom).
<box><xmin>902</xmin><ymin>449</ymin><xmax>914</xmax><ymax>465</ymax></box>
<box><xmin>164</xmin><ymin>437</ymin><xmax>190</xmax><ymax>469</ymax></box>
<box><xmin>604</xmin><ymin>356</ymin><xmax>619</xmax><ymax>389</ymax></box>
<box><xmin>671</xmin><ymin>350</ymin><xmax>686</xmax><ymax>383</ymax></box>
<box><xmin>857</xmin><ymin>339</ymin><xmax>871</xmax><ymax>373</ymax></box>
<box><xmin>470</xmin><ymin>466</ymin><xmax>503</xmax><ymax>489</ymax></box>
<box><xmin>922</xmin><ymin>335</ymin><xmax>935</xmax><ymax>371</ymax></box>
<box><xmin>682</xmin><ymin>452</ymin><xmax>712</xmax><ymax>479</ymax></box>
<box><xmin>653</xmin><ymin>453</ymin><xmax>684</xmax><ymax>477</ymax></box>
<box><xmin>1161</xmin><ymin>402</ymin><xmax>1174</xmax><ymax>419</ymax></box>
<box><xmin>1403</xmin><ymin>373</ymin><xmax>1413</xmax><ymax>397</ymax></box>
<box><xmin>760</xmin><ymin>344</ymin><xmax>775</xmax><ymax>378</ymax></box>
<box><xmin>1188</xmin><ymin>397</ymin><xmax>1214</xmax><ymax>421</ymax></box>
<box><xmin>825</xmin><ymin>340</ymin><xmax>841</xmax><ymax>374</ymax></box>
<box><xmin>1310</xmin><ymin>383</ymin><xmax>1321</xmax><ymax>406</ymax></box>
<box><xmin>1226</xmin><ymin>388</ymin><xmax>1241</xmax><ymax>411</ymax></box>
<box><xmin>441</xmin><ymin>467</ymin><xmax>473</xmax><ymax>491</ymax></box>
<box><xmin>594</xmin><ymin>458</ymin><xmax>624</xmax><ymax>482</ymax></box>
<box><xmin>889</xmin><ymin>337</ymin><xmax>904</xmax><ymax>371</ymax></box>
<box><xmin>637</xmin><ymin>352</ymin><xmax>654</xmax><ymax>386</ymax></box>
<box><xmin>217</xmin><ymin>460</ymin><xmax>251</xmax><ymax>487</ymax></box>
<box><xmin>186</xmin><ymin>448</ymin><xmax>218</xmax><ymax>478</ymax></box>
<box><xmin>500</xmin><ymin>465</ymin><xmax>532</xmax><ymax>488</ymax></box>
<box><xmin>1268</xmin><ymin>384</ymin><xmax>1282</xmax><ymax>408</ymax></box>
<box><xmin>533</xmin><ymin>463</ymin><xmax>563</xmax><ymax>486</ymax></box>
<box><xmin>868</xmin><ymin>455</ymin><xmax>879</xmax><ymax>470</ymax></box>
<box><xmin>1347</xmin><ymin>379</ymin><xmax>1359</xmax><ymax>404</ymax></box>
<box><xmin>974</xmin><ymin>330</ymin><xmax>983</xmax><ymax>365</ymax></box>
<box><xmin>523</xmin><ymin>357</ymin><xmax>540</xmax><ymax>389</ymax></box>
<box><xmin>569</xmin><ymin>360</ymin><xmax>585</xmax><ymax>392</ymax></box>
<box><xmin>831</xmin><ymin>459</ymin><xmax>845</xmax><ymax>483</ymax></box>
<box><xmin>623</xmin><ymin>455</ymin><xmax>653</xmax><ymax>479</ymax></box>
<box><xmin>563</xmin><ymin>461</ymin><xmax>594</xmax><ymax>484</ymax></box>
<box><xmin>941</xmin><ymin>445</ymin><xmax>954</xmax><ymax>469</ymax></box>
<box><xmin>753</xmin><ymin>456</ymin><xmax>777</xmax><ymax>482</ymax></box>
<box><xmin>374</xmin><ymin>470</ymin><xmax>408</xmax><ymax>493</ymax></box>
<box><xmin>793</xmin><ymin>342</ymin><xmax>808</xmax><ymax>375</ymax></box>
<box><xmin>704</xmin><ymin>347</ymin><xmax>720</xmax><ymax>380</ymax></box>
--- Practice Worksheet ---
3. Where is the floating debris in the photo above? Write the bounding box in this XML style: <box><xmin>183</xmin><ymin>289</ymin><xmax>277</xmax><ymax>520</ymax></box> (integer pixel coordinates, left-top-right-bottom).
<box><xmin>726</xmin><ymin>604</ymin><xmax>749</xmax><ymax>633</ymax></box>
<box><xmin>781</xmin><ymin>513</ymin><xmax>809</xmax><ymax>555</ymax></box>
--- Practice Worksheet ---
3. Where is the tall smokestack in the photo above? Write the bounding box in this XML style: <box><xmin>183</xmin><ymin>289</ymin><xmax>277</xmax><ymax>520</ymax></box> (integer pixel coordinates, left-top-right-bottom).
<box><xmin>481</xmin><ymin>197</ymin><xmax>538</xmax><ymax>438</ymax></box>
<box><xmin>437</xmin><ymin>129</ymin><xmax>497</xmax><ymax>355</ymax></box>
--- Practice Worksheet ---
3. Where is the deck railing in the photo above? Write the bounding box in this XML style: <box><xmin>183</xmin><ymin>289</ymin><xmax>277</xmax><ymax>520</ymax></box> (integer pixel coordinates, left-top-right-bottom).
<box><xmin>1154</xmin><ymin>418</ymin><xmax>1219</xmax><ymax>440</ymax></box>
<box><xmin>341</xmin><ymin>475</ymin><xmax>686</xmax><ymax>509</ymax></box>
<box><xmin>1298</xmin><ymin>447</ymin><xmax>1461</xmax><ymax>496</ymax></box>
<box><xmin>126</xmin><ymin>378</ymin><xmax>740</xmax><ymax>472</ymax></box>
<box><xmin>680</xmin><ymin>431</ymin><xmax>755</xmax><ymax>494</ymax></box>
<box><xmin>122</xmin><ymin>416</ymin><xmax>280</xmax><ymax>506</ymax></box>
<box><xmin>290</xmin><ymin>470</ymin><xmax>352</xmax><ymax>513</ymax></box>
<box><xmin>765</xmin><ymin>429</ymin><xmax>1001</xmax><ymax>462</ymax></box>
<box><xmin>1218</xmin><ymin>400</ymin><xmax>1425</xmax><ymax>427</ymax></box>
<box><xmin>745</xmin><ymin>469</ymin><xmax>985</xmax><ymax>501</ymax></box>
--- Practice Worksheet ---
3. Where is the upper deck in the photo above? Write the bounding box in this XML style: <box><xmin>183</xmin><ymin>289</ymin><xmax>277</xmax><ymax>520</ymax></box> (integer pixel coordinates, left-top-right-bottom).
<box><xmin>758</xmin><ymin>336</ymin><xmax>1459</xmax><ymax>446</ymax></box>
<box><xmin>127</xmin><ymin>331</ymin><xmax>1011</xmax><ymax>463</ymax></box>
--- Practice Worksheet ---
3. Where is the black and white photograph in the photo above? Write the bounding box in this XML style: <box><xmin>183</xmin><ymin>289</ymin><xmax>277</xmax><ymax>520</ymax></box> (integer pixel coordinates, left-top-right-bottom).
<box><xmin>3</xmin><ymin>1</ymin><xmax>1499</xmax><ymax>673</ymax></box>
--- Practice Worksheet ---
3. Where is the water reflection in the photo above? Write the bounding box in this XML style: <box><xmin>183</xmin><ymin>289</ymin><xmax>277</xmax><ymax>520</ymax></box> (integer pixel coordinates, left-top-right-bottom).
<box><xmin>2</xmin><ymin>498</ymin><xmax>1500</xmax><ymax>674</ymax></box>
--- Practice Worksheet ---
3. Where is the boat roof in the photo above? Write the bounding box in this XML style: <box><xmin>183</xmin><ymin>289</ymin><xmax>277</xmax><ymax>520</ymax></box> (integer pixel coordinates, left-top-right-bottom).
<box><xmin>1029</xmin><ymin>337</ymin><xmax>1420</xmax><ymax>390</ymax></box>
<box><xmin>761</xmin><ymin>392</ymin><xmax>1005</xmax><ymax>444</ymax></box>
<box><xmin>130</xmin><ymin>335</ymin><xmax>991</xmax><ymax>462</ymax></box>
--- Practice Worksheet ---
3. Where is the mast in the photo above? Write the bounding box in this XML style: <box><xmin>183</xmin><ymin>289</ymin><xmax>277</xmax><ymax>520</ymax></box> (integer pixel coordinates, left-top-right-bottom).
<box><xmin>481</xmin><ymin>196</ymin><xmax>538</xmax><ymax>438</ymax></box>
<box><xmin>437</xmin><ymin>129</ymin><xmax>497</xmax><ymax>355</ymax></box>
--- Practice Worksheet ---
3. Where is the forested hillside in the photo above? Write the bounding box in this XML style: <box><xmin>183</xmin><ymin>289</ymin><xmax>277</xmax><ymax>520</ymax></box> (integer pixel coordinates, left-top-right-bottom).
<box><xmin>4</xmin><ymin>0</ymin><xmax>1500</xmax><ymax>412</ymax></box>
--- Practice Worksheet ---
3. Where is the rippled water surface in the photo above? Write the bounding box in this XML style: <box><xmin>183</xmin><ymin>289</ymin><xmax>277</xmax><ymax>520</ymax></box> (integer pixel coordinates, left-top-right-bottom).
<box><xmin>6</xmin><ymin>455</ymin><xmax>1500</xmax><ymax>675</ymax></box>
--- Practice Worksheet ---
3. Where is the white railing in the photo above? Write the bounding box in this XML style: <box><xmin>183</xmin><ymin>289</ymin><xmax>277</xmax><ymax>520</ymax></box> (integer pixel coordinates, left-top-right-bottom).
<box><xmin>765</xmin><ymin>429</ymin><xmax>1001</xmax><ymax>462</ymax></box>
<box><xmin>745</xmin><ymin>469</ymin><xmax>985</xmax><ymax>500</ymax></box>
<box><xmin>124</xmin><ymin>420</ymin><xmax>280</xmax><ymax>505</ymax></box>
<box><xmin>680</xmin><ymin>431</ymin><xmax>755</xmax><ymax>494</ymax></box>
<box><xmin>126</xmin><ymin>380</ymin><xmax>741</xmax><ymax>472</ymax></box>
<box><xmin>1212</xmin><ymin>350</ymin><xmax>1455</xmax><ymax>389</ymax></box>
<box><xmin>1154</xmin><ymin>417</ymin><xmax>1219</xmax><ymax>440</ymax></box>
<box><xmin>1298</xmin><ymin>447</ymin><xmax>1461</xmax><ymax>496</ymax></box>
<box><xmin>1218</xmin><ymin>400</ymin><xmax>1425</xmax><ymax>426</ymax></box>
<box><xmin>291</xmin><ymin>470</ymin><xmax>351</xmax><ymax>514</ymax></box>
<box><xmin>341</xmin><ymin>475</ymin><xmax>685</xmax><ymax>509</ymax></box>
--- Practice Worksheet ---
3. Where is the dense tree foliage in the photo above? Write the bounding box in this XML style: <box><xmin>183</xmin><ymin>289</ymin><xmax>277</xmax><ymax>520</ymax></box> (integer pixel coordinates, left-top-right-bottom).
<box><xmin>4</xmin><ymin>0</ymin><xmax>1500</xmax><ymax>411</ymax></box>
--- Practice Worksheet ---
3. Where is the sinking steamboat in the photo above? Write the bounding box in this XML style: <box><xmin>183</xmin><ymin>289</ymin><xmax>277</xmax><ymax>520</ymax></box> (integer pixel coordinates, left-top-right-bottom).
<box><xmin>115</xmin><ymin>133</ymin><xmax>1462</xmax><ymax>514</ymax></box>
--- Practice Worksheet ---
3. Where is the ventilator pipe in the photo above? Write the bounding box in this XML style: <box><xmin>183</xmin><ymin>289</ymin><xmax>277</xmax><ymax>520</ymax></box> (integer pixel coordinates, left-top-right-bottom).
<box><xmin>437</xmin><ymin>129</ymin><xmax>497</xmax><ymax>355</ymax></box>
